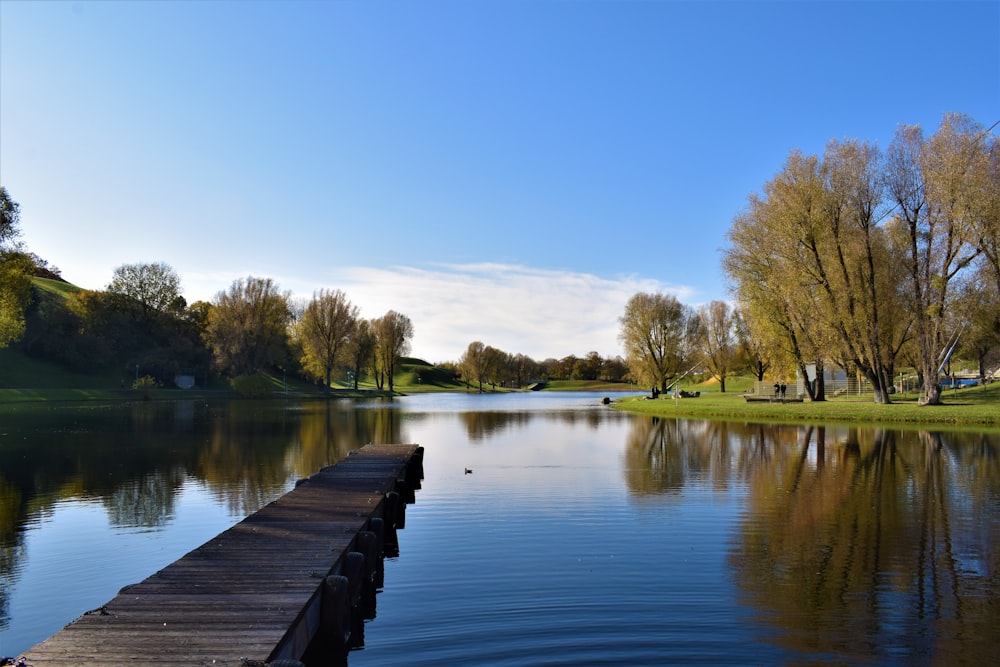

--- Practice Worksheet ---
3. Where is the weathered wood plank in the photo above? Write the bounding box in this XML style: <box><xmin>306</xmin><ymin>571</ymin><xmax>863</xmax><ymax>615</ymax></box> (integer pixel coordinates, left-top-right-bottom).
<box><xmin>25</xmin><ymin>444</ymin><xmax>423</xmax><ymax>667</ymax></box>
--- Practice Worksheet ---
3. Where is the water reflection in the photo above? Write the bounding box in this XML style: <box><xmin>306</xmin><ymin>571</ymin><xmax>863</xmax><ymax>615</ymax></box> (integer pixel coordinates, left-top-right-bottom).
<box><xmin>0</xmin><ymin>399</ymin><xmax>405</xmax><ymax>635</ymax></box>
<box><xmin>733</xmin><ymin>426</ymin><xmax>999</xmax><ymax>664</ymax></box>
<box><xmin>3</xmin><ymin>397</ymin><xmax>999</xmax><ymax>665</ymax></box>
<box><xmin>0</xmin><ymin>478</ymin><xmax>23</xmax><ymax>631</ymax></box>
<box><xmin>622</xmin><ymin>418</ymin><xmax>1000</xmax><ymax>663</ymax></box>
<box><xmin>103</xmin><ymin>470</ymin><xmax>184</xmax><ymax>528</ymax></box>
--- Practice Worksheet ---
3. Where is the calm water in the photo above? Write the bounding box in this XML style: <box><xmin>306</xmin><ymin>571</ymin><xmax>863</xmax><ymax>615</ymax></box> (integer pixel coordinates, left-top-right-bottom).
<box><xmin>1</xmin><ymin>393</ymin><xmax>998</xmax><ymax>665</ymax></box>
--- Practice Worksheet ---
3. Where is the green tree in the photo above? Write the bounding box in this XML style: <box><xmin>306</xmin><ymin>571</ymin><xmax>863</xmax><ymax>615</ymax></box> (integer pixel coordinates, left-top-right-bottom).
<box><xmin>0</xmin><ymin>252</ymin><xmax>32</xmax><ymax>348</ymax></box>
<box><xmin>347</xmin><ymin>318</ymin><xmax>375</xmax><ymax>390</ymax></box>
<box><xmin>484</xmin><ymin>345</ymin><xmax>508</xmax><ymax>388</ymax></box>
<box><xmin>576</xmin><ymin>351</ymin><xmax>604</xmax><ymax>381</ymax></box>
<box><xmin>295</xmin><ymin>289</ymin><xmax>359</xmax><ymax>389</ymax></box>
<box><xmin>106</xmin><ymin>262</ymin><xmax>185</xmax><ymax>324</ymax></box>
<box><xmin>618</xmin><ymin>291</ymin><xmax>697</xmax><ymax>393</ymax></box>
<box><xmin>371</xmin><ymin>310</ymin><xmax>413</xmax><ymax>393</ymax></box>
<box><xmin>0</xmin><ymin>186</ymin><xmax>21</xmax><ymax>249</ymax></box>
<box><xmin>205</xmin><ymin>276</ymin><xmax>292</xmax><ymax>376</ymax></box>
<box><xmin>511</xmin><ymin>352</ymin><xmax>538</xmax><ymax>388</ymax></box>
<box><xmin>460</xmin><ymin>341</ymin><xmax>488</xmax><ymax>391</ymax></box>
<box><xmin>0</xmin><ymin>188</ymin><xmax>31</xmax><ymax>348</ymax></box>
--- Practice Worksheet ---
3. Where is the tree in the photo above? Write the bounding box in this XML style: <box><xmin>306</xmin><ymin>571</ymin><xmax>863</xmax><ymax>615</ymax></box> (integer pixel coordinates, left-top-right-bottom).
<box><xmin>967</xmin><ymin>128</ymin><xmax>1000</xmax><ymax>294</ymax></box>
<box><xmin>724</xmin><ymin>176</ymin><xmax>828</xmax><ymax>400</ymax></box>
<box><xmin>347</xmin><ymin>318</ymin><xmax>375</xmax><ymax>390</ymax></box>
<box><xmin>725</xmin><ymin>142</ymin><xmax>910</xmax><ymax>403</ymax></box>
<box><xmin>618</xmin><ymin>291</ymin><xmax>697</xmax><ymax>393</ymax></box>
<box><xmin>0</xmin><ymin>188</ymin><xmax>31</xmax><ymax>348</ymax></box>
<box><xmin>511</xmin><ymin>352</ymin><xmax>538</xmax><ymax>388</ymax></box>
<box><xmin>296</xmin><ymin>289</ymin><xmax>359</xmax><ymax>390</ymax></box>
<box><xmin>107</xmin><ymin>262</ymin><xmax>185</xmax><ymax>323</ymax></box>
<box><xmin>577</xmin><ymin>351</ymin><xmax>604</xmax><ymax>381</ymax></box>
<box><xmin>954</xmin><ymin>268</ymin><xmax>1000</xmax><ymax>381</ymax></box>
<box><xmin>603</xmin><ymin>355</ymin><xmax>629</xmax><ymax>382</ymax></box>
<box><xmin>553</xmin><ymin>355</ymin><xmax>578</xmax><ymax>380</ymax></box>
<box><xmin>0</xmin><ymin>251</ymin><xmax>32</xmax><ymax>348</ymax></box>
<box><xmin>696</xmin><ymin>301</ymin><xmax>737</xmax><ymax>392</ymax></box>
<box><xmin>460</xmin><ymin>341</ymin><xmax>488</xmax><ymax>392</ymax></box>
<box><xmin>1</xmin><ymin>186</ymin><xmax>22</xmax><ymax>250</ymax></box>
<box><xmin>371</xmin><ymin>310</ymin><xmax>413</xmax><ymax>393</ymax></box>
<box><xmin>484</xmin><ymin>346</ymin><xmax>508</xmax><ymax>388</ymax></box>
<box><xmin>732</xmin><ymin>307</ymin><xmax>771</xmax><ymax>382</ymax></box>
<box><xmin>205</xmin><ymin>276</ymin><xmax>292</xmax><ymax>376</ymax></box>
<box><xmin>885</xmin><ymin>113</ymin><xmax>986</xmax><ymax>404</ymax></box>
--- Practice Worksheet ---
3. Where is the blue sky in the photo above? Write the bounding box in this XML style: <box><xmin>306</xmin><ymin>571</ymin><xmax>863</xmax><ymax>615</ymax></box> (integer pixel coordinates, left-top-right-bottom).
<box><xmin>2</xmin><ymin>1</ymin><xmax>997</xmax><ymax>363</ymax></box>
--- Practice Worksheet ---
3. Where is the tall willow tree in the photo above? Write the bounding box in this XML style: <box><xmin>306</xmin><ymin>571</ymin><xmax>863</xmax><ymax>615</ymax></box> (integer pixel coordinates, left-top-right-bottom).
<box><xmin>618</xmin><ymin>291</ymin><xmax>697</xmax><ymax>393</ymax></box>
<box><xmin>724</xmin><ymin>186</ymin><xmax>828</xmax><ymax>400</ymax></box>
<box><xmin>725</xmin><ymin>142</ymin><xmax>907</xmax><ymax>403</ymax></box>
<box><xmin>727</xmin><ymin>113</ymin><xmax>994</xmax><ymax>405</ymax></box>
<box><xmin>885</xmin><ymin>113</ymin><xmax>992</xmax><ymax>405</ymax></box>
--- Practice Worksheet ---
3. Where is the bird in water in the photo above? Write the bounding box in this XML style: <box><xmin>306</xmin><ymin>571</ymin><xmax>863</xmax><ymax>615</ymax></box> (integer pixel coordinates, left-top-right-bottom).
<box><xmin>464</xmin><ymin>468</ymin><xmax>473</xmax><ymax>474</ymax></box>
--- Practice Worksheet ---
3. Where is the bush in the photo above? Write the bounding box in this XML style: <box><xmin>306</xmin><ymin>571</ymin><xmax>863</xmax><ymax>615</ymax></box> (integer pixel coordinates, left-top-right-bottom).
<box><xmin>230</xmin><ymin>373</ymin><xmax>273</xmax><ymax>398</ymax></box>
<box><xmin>132</xmin><ymin>374</ymin><xmax>159</xmax><ymax>390</ymax></box>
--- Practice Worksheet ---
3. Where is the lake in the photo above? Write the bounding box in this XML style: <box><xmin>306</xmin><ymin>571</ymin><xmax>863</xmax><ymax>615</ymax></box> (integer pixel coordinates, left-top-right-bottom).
<box><xmin>1</xmin><ymin>393</ymin><xmax>998</xmax><ymax>665</ymax></box>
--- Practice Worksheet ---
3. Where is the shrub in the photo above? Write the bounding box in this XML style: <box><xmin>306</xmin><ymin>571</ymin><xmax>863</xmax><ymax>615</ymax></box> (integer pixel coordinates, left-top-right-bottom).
<box><xmin>132</xmin><ymin>374</ymin><xmax>159</xmax><ymax>390</ymax></box>
<box><xmin>230</xmin><ymin>372</ymin><xmax>273</xmax><ymax>398</ymax></box>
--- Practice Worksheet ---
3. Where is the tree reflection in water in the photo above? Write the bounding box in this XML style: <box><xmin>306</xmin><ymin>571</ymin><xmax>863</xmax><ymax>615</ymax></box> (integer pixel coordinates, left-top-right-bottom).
<box><xmin>626</xmin><ymin>417</ymin><xmax>1000</xmax><ymax>664</ymax></box>
<box><xmin>0</xmin><ymin>399</ymin><xmax>405</xmax><ymax>632</ymax></box>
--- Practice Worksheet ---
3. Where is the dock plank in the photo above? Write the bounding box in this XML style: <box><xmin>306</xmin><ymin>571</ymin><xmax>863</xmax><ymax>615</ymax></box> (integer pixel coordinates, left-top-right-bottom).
<box><xmin>26</xmin><ymin>444</ymin><xmax>422</xmax><ymax>666</ymax></box>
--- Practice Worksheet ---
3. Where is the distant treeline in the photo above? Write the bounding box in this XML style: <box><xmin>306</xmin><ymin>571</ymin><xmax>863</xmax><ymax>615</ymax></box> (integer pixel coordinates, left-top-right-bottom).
<box><xmin>445</xmin><ymin>343</ymin><xmax>630</xmax><ymax>391</ymax></box>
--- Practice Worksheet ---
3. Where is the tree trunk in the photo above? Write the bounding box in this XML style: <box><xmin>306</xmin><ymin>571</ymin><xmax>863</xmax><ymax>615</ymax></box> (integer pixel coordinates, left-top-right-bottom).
<box><xmin>862</xmin><ymin>368</ymin><xmax>892</xmax><ymax>404</ymax></box>
<box><xmin>797</xmin><ymin>360</ymin><xmax>817</xmax><ymax>401</ymax></box>
<box><xmin>919</xmin><ymin>361</ymin><xmax>943</xmax><ymax>405</ymax></box>
<box><xmin>813</xmin><ymin>358</ymin><xmax>826</xmax><ymax>402</ymax></box>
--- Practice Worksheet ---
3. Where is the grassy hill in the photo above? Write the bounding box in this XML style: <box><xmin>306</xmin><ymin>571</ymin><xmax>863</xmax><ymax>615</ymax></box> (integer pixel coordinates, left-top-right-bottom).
<box><xmin>32</xmin><ymin>276</ymin><xmax>82</xmax><ymax>299</ymax></box>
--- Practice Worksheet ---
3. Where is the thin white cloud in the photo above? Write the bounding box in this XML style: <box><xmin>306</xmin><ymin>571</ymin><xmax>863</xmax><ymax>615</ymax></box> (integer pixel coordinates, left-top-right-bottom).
<box><xmin>309</xmin><ymin>263</ymin><xmax>696</xmax><ymax>363</ymax></box>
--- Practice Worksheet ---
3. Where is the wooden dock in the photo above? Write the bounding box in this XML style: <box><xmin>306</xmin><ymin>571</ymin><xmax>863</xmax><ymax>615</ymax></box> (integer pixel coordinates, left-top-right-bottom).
<box><xmin>25</xmin><ymin>444</ymin><xmax>424</xmax><ymax>667</ymax></box>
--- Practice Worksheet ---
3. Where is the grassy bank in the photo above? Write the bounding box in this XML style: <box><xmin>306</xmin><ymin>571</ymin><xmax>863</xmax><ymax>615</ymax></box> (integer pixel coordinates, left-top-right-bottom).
<box><xmin>0</xmin><ymin>352</ymin><xmax>463</xmax><ymax>403</ymax></box>
<box><xmin>612</xmin><ymin>382</ymin><xmax>1000</xmax><ymax>428</ymax></box>
<box><xmin>4</xmin><ymin>344</ymin><xmax>995</xmax><ymax>430</ymax></box>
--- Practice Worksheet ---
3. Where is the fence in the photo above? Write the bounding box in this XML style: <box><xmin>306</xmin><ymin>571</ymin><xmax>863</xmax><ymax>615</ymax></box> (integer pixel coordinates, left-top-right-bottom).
<box><xmin>752</xmin><ymin>374</ymin><xmax>972</xmax><ymax>399</ymax></box>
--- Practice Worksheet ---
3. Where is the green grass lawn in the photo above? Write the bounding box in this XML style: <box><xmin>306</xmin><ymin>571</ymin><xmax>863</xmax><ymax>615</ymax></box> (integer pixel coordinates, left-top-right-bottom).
<box><xmin>613</xmin><ymin>381</ymin><xmax>1000</xmax><ymax>428</ymax></box>
<box><xmin>0</xmin><ymin>347</ymin><xmax>123</xmax><ymax>390</ymax></box>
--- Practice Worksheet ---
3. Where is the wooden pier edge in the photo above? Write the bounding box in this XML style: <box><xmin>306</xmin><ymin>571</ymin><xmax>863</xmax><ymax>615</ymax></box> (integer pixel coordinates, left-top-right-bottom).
<box><xmin>25</xmin><ymin>444</ymin><xmax>424</xmax><ymax>667</ymax></box>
